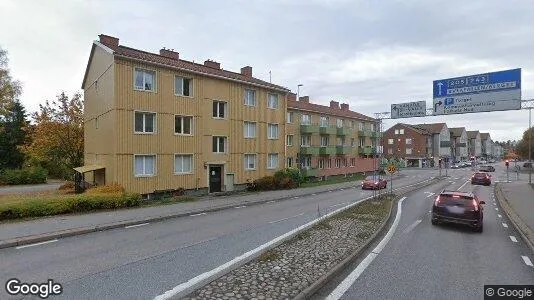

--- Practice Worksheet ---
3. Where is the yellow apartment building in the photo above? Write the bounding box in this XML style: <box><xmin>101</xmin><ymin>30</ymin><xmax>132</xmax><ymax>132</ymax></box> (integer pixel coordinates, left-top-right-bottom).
<box><xmin>80</xmin><ymin>34</ymin><xmax>290</xmax><ymax>195</ymax></box>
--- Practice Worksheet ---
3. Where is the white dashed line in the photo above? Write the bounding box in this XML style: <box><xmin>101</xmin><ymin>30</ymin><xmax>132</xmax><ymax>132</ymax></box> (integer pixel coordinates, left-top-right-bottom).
<box><xmin>498</xmin><ymin>214</ymin><xmax>502</xmax><ymax>218</ymax></box>
<box><xmin>458</xmin><ymin>180</ymin><xmax>469</xmax><ymax>190</ymax></box>
<box><xmin>189</xmin><ymin>213</ymin><xmax>207</xmax><ymax>217</ymax></box>
<box><xmin>234</xmin><ymin>206</ymin><xmax>247</xmax><ymax>209</ymax></box>
<box><xmin>329</xmin><ymin>202</ymin><xmax>348</xmax><ymax>208</ymax></box>
<box><xmin>502</xmin><ymin>223</ymin><xmax>508</xmax><ymax>228</ymax></box>
<box><xmin>495</xmin><ymin>208</ymin><xmax>499</xmax><ymax>211</ymax></box>
<box><xmin>267</xmin><ymin>200</ymin><xmax>275</xmax><ymax>203</ymax></box>
<box><xmin>16</xmin><ymin>239</ymin><xmax>58</xmax><ymax>250</ymax></box>
<box><xmin>269</xmin><ymin>213</ymin><xmax>305</xmax><ymax>224</ymax></box>
<box><xmin>293</xmin><ymin>196</ymin><xmax>299</xmax><ymax>199</ymax></box>
<box><xmin>510</xmin><ymin>236</ymin><xmax>518</xmax><ymax>243</ymax></box>
<box><xmin>522</xmin><ymin>256</ymin><xmax>533</xmax><ymax>267</ymax></box>
<box><xmin>329</xmin><ymin>190</ymin><xmax>333</xmax><ymax>193</ymax></box>
<box><xmin>403</xmin><ymin>219</ymin><xmax>422</xmax><ymax>234</ymax></box>
<box><xmin>426</xmin><ymin>192</ymin><xmax>435</xmax><ymax>198</ymax></box>
<box><xmin>340</xmin><ymin>188</ymin><xmax>344</xmax><ymax>191</ymax></box>
<box><xmin>311</xmin><ymin>193</ymin><xmax>317</xmax><ymax>196</ymax></box>
<box><xmin>451</xmin><ymin>182</ymin><xmax>456</xmax><ymax>185</ymax></box>
<box><xmin>125</xmin><ymin>222</ymin><xmax>149</xmax><ymax>229</ymax></box>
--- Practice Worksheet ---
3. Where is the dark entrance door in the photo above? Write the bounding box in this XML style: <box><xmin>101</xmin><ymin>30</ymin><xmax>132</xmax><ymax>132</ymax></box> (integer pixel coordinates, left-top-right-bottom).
<box><xmin>209</xmin><ymin>165</ymin><xmax>222</xmax><ymax>193</ymax></box>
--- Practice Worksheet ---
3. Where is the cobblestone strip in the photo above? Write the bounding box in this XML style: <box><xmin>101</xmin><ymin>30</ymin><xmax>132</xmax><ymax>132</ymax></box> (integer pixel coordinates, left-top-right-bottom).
<box><xmin>183</xmin><ymin>197</ymin><xmax>392</xmax><ymax>300</ymax></box>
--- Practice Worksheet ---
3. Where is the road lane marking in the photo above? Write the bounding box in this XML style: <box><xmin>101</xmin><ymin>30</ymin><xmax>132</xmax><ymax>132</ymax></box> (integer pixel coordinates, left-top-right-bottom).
<box><xmin>403</xmin><ymin>220</ymin><xmax>422</xmax><ymax>234</ymax></box>
<box><xmin>267</xmin><ymin>201</ymin><xmax>275</xmax><ymax>203</ymax></box>
<box><xmin>451</xmin><ymin>182</ymin><xmax>456</xmax><ymax>185</ymax></box>
<box><xmin>16</xmin><ymin>239</ymin><xmax>58</xmax><ymax>250</ymax></box>
<box><xmin>502</xmin><ymin>223</ymin><xmax>508</xmax><ymax>228</ymax></box>
<box><xmin>311</xmin><ymin>193</ymin><xmax>316</xmax><ymax>196</ymax></box>
<box><xmin>495</xmin><ymin>208</ymin><xmax>499</xmax><ymax>211</ymax></box>
<box><xmin>426</xmin><ymin>193</ymin><xmax>435</xmax><ymax>198</ymax></box>
<box><xmin>340</xmin><ymin>188</ymin><xmax>344</xmax><ymax>191</ymax></box>
<box><xmin>269</xmin><ymin>213</ymin><xmax>305</xmax><ymax>224</ymax></box>
<box><xmin>293</xmin><ymin>196</ymin><xmax>299</xmax><ymax>199</ymax></box>
<box><xmin>455</xmin><ymin>177</ymin><xmax>460</xmax><ymax>180</ymax></box>
<box><xmin>510</xmin><ymin>236</ymin><xmax>518</xmax><ymax>243</ymax></box>
<box><xmin>325</xmin><ymin>197</ymin><xmax>407</xmax><ymax>300</ymax></box>
<box><xmin>329</xmin><ymin>202</ymin><xmax>348</xmax><ymax>208</ymax></box>
<box><xmin>522</xmin><ymin>256</ymin><xmax>533</xmax><ymax>267</ymax></box>
<box><xmin>189</xmin><ymin>213</ymin><xmax>207</xmax><ymax>217</ymax></box>
<box><xmin>458</xmin><ymin>180</ymin><xmax>469</xmax><ymax>191</ymax></box>
<box><xmin>234</xmin><ymin>206</ymin><xmax>247</xmax><ymax>209</ymax></box>
<box><xmin>125</xmin><ymin>222</ymin><xmax>149</xmax><ymax>229</ymax></box>
<box><xmin>498</xmin><ymin>214</ymin><xmax>502</xmax><ymax>218</ymax></box>
<box><xmin>329</xmin><ymin>190</ymin><xmax>333</xmax><ymax>193</ymax></box>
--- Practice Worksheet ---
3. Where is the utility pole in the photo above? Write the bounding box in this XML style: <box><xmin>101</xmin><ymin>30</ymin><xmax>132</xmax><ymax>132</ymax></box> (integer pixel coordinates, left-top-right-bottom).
<box><xmin>529</xmin><ymin>107</ymin><xmax>532</xmax><ymax>184</ymax></box>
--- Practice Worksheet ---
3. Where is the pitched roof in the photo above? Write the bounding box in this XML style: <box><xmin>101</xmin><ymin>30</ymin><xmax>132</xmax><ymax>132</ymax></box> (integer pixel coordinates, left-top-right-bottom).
<box><xmin>449</xmin><ymin>127</ymin><xmax>466</xmax><ymax>137</ymax></box>
<box><xmin>411</xmin><ymin>123</ymin><xmax>447</xmax><ymax>134</ymax></box>
<box><xmin>384</xmin><ymin>123</ymin><xmax>430</xmax><ymax>135</ymax></box>
<box><xmin>480</xmin><ymin>133</ymin><xmax>490</xmax><ymax>140</ymax></box>
<box><xmin>287</xmin><ymin>99</ymin><xmax>376</xmax><ymax>122</ymax></box>
<box><xmin>467</xmin><ymin>131</ymin><xmax>480</xmax><ymax>139</ymax></box>
<box><xmin>86</xmin><ymin>37</ymin><xmax>289</xmax><ymax>92</ymax></box>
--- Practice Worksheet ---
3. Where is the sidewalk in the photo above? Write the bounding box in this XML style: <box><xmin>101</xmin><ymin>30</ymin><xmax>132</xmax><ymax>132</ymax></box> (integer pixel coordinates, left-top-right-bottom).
<box><xmin>496</xmin><ymin>182</ymin><xmax>534</xmax><ymax>252</ymax></box>
<box><xmin>1</xmin><ymin>177</ymin><xmax>409</xmax><ymax>249</ymax></box>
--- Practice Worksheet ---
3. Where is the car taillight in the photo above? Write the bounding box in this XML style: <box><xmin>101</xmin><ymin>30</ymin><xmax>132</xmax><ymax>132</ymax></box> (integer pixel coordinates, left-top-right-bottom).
<box><xmin>472</xmin><ymin>199</ymin><xmax>479</xmax><ymax>211</ymax></box>
<box><xmin>434</xmin><ymin>196</ymin><xmax>441</xmax><ymax>206</ymax></box>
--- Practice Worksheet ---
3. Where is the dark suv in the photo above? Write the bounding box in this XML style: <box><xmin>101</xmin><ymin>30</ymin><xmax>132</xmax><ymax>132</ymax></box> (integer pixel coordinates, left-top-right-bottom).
<box><xmin>471</xmin><ymin>172</ymin><xmax>491</xmax><ymax>186</ymax></box>
<box><xmin>431</xmin><ymin>191</ymin><xmax>485</xmax><ymax>232</ymax></box>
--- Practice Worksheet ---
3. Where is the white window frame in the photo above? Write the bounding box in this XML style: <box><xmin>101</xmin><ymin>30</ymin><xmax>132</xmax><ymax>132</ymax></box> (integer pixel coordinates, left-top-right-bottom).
<box><xmin>267</xmin><ymin>123</ymin><xmax>279</xmax><ymax>140</ymax></box>
<box><xmin>406</xmin><ymin>138</ymin><xmax>412</xmax><ymax>145</ymax></box>
<box><xmin>359</xmin><ymin>137</ymin><xmax>365</xmax><ymax>147</ymax></box>
<box><xmin>301</xmin><ymin>156</ymin><xmax>312</xmax><ymax>168</ymax></box>
<box><xmin>267</xmin><ymin>153</ymin><xmax>279</xmax><ymax>169</ymax></box>
<box><xmin>388</xmin><ymin>139</ymin><xmax>394</xmax><ymax>145</ymax></box>
<box><xmin>287</xmin><ymin>112</ymin><xmax>293</xmax><ymax>123</ymax></box>
<box><xmin>350</xmin><ymin>158</ymin><xmax>356</xmax><ymax>167</ymax></box>
<box><xmin>134</xmin><ymin>110</ymin><xmax>157</xmax><ymax>134</ymax></box>
<box><xmin>326</xmin><ymin>159</ymin><xmax>332</xmax><ymax>169</ymax></box>
<box><xmin>244</xmin><ymin>89</ymin><xmax>257</xmax><ymax>106</ymax></box>
<box><xmin>286</xmin><ymin>157</ymin><xmax>293</xmax><ymax>168</ymax></box>
<box><xmin>400</xmin><ymin>129</ymin><xmax>405</xmax><ymax>134</ymax></box>
<box><xmin>174</xmin><ymin>154</ymin><xmax>194</xmax><ymax>174</ymax></box>
<box><xmin>406</xmin><ymin>148</ymin><xmax>413</xmax><ymax>155</ymax></box>
<box><xmin>320</xmin><ymin>136</ymin><xmax>329</xmax><ymax>147</ymax></box>
<box><xmin>212</xmin><ymin>100</ymin><xmax>228</xmax><ymax>119</ymax></box>
<box><xmin>318</xmin><ymin>159</ymin><xmax>325</xmax><ymax>169</ymax></box>
<box><xmin>134</xmin><ymin>154</ymin><xmax>157</xmax><ymax>177</ymax></box>
<box><xmin>134</xmin><ymin>68</ymin><xmax>157</xmax><ymax>92</ymax></box>
<box><xmin>212</xmin><ymin>136</ymin><xmax>228</xmax><ymax>153</ymax></box>
<box><xmin>174</xmin><ymin>115</ymin><xmax>193</xmax><ymax>135</ymax></box>
<box><xmin>267</xmin><ymin>93</ymin><xmax>279</xmax><ymax>109</ymax></box>
<box><xmin>395</xmin><ymin>129</ymin><xmax>399</xmax><ymax>135</ymax></box>
<box><xmin>335</xmin><ymin>158</ymin><xmax>341</xmax><ymax>168</ymax></box>
<box><xmin>286</xmin><ymin>135</ymin><xmax>293</xmax><ymax>146</ymax></box>
<box><xmin>301</xmin><ymin>135</ymin><xmax>311</xmax><ymax>147</ymax></box>
<box><xmin>359</xmin><ymin>122</ymin><xmax>364</xmax><ymax>131</ymax></box>
<box><xmin>337</xmin><ymin>118</ymin><xmax>343</xmax><ymax>128</ymax></box>
<box><xmin>388</xmin><ymin>148</ymin><xmax>393</xmax><ymax>154</ymax></box>
<box><xmin>320</xmin><ymin>116</ymin><xmax>329</xmax><ymax>127</ymax></box>
<box><xmin>337</xmin><ymin>137</ymin><xmax>344</xmax><ymax>146</ymax></box>
<box><xmin>174</xmin><ymin>75</ymin><xmax>193</xmax><ymax>97</ymax></box>
<box><xmin>301</xmin><ymin>114</ymin><xmax>311</xmax><ymax>125</ymax></box>
<box><xmin>244</xmin><ymin>153</ymin><xmax>257</xmax><ymax>170</ymax></box>
<box><xmin>243</xmin><ymin>121</ymin><xmax>257</xmax><ymax>138</ymax></box>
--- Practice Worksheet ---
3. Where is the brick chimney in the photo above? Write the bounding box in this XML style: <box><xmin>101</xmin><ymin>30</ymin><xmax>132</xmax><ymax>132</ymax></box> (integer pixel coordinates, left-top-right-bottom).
<box><xmin>204</xmin><ymin>60</ymin><xmax>221</xmax><ymax>69</ymax></box>
<box><xmin>330</xmin><ymin>100</ymin><xmax>339</xmax><ymax>109</ymax></box>
<box><xmin>159</xmin><ymin>48</ymin><xmax>179</xmax><ymax>60</ymax></box>
<box><xmin>299</xmin><ymin>96</ymin><xmax>309</xmax><ymax>103</ymax></box>
<box><xmin>241</xmin><ymin>66</ymin><xmax>252</xmax><ymax>77</ymax></box>
<box><xmin>288</xmin><ymin>93</ymin><xmax>297</xmax><ymax>101</ymax></box>
<box><xmin>98</xmin><ymin>34</ymin><xmax>119</xmax><ymax>48</ymax></box>
<box><xmin>340</xmin><ymin>103</ymin><xmax>349</xmax><ymax>111</ymax></box>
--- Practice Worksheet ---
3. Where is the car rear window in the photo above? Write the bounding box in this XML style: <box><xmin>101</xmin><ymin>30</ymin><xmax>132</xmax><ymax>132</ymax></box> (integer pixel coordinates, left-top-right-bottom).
<box><xmin>438</xmin><ymin>195</ymin><xmax>475</xmax><ymax>206</ymax></box>
<box><xmin>474</xmin><ymin>173</ymin><xmax>488</xmax><ymax>178</ymax></box>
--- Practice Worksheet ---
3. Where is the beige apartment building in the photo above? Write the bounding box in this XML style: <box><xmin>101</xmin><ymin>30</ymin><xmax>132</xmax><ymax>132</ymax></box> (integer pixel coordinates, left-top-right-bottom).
<box><xmin>81</xmin><ymin>34</ymin><xmax>290</xmax><ymax>195</ymax></box>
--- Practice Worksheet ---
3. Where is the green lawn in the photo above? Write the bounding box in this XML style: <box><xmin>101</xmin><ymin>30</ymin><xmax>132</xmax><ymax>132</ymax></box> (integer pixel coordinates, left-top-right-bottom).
<box><xmin>300</xmin><ymin>174</ymin><xmax>365</xmax><ymax>188</ymax></box>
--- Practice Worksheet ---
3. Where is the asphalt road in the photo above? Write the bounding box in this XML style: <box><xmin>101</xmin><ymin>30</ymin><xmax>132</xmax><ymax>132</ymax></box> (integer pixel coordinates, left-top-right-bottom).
<box><xmin>315</xmin><ymin>164</ymin><xmax>534</xmax><ymax>300</ymax></box>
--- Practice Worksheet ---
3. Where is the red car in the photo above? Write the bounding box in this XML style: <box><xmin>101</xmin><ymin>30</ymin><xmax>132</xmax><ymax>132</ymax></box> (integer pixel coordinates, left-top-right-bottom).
<box><xmin>361</xmin><ymin>176</ymin><xmax>388</xmax><ymax>190</ymax></box>
<box><xmin>471</xmin><ymin>172</ymin><xmax>491</xmax><ymax>186</ymax></box>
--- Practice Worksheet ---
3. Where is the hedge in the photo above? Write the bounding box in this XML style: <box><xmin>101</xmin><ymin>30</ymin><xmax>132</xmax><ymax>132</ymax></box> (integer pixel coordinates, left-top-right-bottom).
<box><xmin>0</xmin><ymin>192</ymin><xmax>142</xmax><ymax>221</ymax></box>
<box><xmin>0</xmin><ymin>167</ymin><xmax>48</xmax><ymax>185</ymax></box>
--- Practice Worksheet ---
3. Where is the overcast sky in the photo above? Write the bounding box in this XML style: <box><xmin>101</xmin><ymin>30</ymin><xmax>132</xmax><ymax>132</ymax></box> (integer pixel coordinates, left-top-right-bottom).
<box><xmin>0</xmin><ymin>0</ymin><xmax>532</xmax><ymax>142</ymax></box>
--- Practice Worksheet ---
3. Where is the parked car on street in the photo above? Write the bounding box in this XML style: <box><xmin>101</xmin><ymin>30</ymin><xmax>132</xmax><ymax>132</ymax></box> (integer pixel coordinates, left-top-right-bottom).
<box><xmin>478</xmin><ymin>165</ymin><xmax>495</xmax><ymax>172</ymax></box>
<box><xmin>523</xmin><ymin>162</ymin><xmax>533</xmax><ymax>168</ymax></box>
<box><xmin>471</xmin><ymin>172</ymin><xmax>491</xmax><ymax>186</ymax></box>
<box><xmin>361</xmin><ymin>176</ymin><xmax>388</xmax><ymax>190</ymax></box>
<box><xmin>431</xmin><ymin>190</ymin><xmax>485</xmax><ymax>232</ymax></box>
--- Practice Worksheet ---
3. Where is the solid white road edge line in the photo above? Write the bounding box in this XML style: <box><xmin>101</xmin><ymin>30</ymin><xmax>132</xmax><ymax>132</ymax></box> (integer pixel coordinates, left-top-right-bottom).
<box><xmin>522</xmin><ymin>256</ymin><xmax>533</xmax><ymax>267</ymax></box>
<box><xmin>189</xmin><ymin>213</ymin><xmax>207</xmax><ymax>217</ymax></box>
<box><xmin>269</xmin><ymin>213</ymin><xmax>306</xmax><ymax>224</ymax></box>
<box><xmin>510</xmin><ymin>236</ymin><xmax>518</xmax><ymax>243</ymax></box>
<box><xmin>16</xmin><ymin>239</ymin><xmax>58</xmax><ymax>250</ymax></box>
<box><xmin>325</xmin><ymin>197</ymin><xmax>407</xmax><ymax>300</ymax></box>
<box><xmin>125</xmin><ymin>223</ymin><xmax>149</xmax><ymax>229</ymax></box>
<box><xmin>234</xmin><ymin>206</ymin><xmax>247</xmax><ymax>209</ymax></box>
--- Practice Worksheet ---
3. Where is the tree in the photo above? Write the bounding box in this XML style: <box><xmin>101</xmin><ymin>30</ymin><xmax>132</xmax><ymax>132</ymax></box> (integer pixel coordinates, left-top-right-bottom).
<box><xmin>0</xmin><ymin>48</ymin><xmax>22</xmax><ymax>118</ymax></box>
<box><xmin>516</xmin><ymin>127</ymin><xmax>534</xmax><ymax>161</ymax></box>
<box><xmin>0</xmin><ymin>99</ymin><xmax>29</xmax><ymax>169</ymax></box>
<box><xmin>23</xmin><ymin>92</ymin><xmax>84</xmax><ymax>179</ymax></box>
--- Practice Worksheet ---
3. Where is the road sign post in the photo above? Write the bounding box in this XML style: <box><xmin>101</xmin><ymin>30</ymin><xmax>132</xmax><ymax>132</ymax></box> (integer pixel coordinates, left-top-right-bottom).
<box><xmin>386</xmin><ymin>164</ymin><xmax>397</xmax><ymax>195</ymax></box>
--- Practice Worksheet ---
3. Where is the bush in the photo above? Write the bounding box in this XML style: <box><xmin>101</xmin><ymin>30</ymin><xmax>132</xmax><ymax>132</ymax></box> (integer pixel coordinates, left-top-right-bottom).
<box><xmin>0</xmin><ymin>167</ymin><xmax>47</xmax><ymax>185</ymax></box>
<box><xmin>278</xmin><ymin>177</ymin><xmax>297</xmax><ymax>189</ymax></box>
<box><xmin>0</xmin><ymin>192</ymin><xmax>142</xmax><ymax>221</ymax></box>
<box><xmin>274</xmin><ymin>168</ymin><xmax>306</xmax><ymax>186</ymax></box>
<box><xmin>58</xmin><ymin>182</ymin><xmax>75</xmax><ymax>190</ymax></box>
<box><xmin>254</xmin><ymin>176</ymin><xmax>277</xmax><ymax>191</ymax></box>
<box><xmin>86</xmin><ymin>182</ymin><xmax>125</xmax><ymax>194</ymax></box>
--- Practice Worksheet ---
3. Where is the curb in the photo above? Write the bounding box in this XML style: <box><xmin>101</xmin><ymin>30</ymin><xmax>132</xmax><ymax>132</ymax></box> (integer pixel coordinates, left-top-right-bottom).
<box><xmin>0</xmin><ymin>176</ymin><xmax>439</xmax><ymax>250</ymax></box>
<box><xmin>292</xmin><ymin>177</ymin><xmax>443</xmax><ymax>300</ymax></box>
<box><xmin>494</xmin><ymin>183</ymin><xmax>534</xmax><ymax>253</ymax></box>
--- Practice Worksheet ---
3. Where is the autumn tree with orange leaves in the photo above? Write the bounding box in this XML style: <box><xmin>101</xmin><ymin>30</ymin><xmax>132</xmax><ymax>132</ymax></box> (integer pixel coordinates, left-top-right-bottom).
<box><xmin>23</xmin><ymin>92</ymin><xmax>84</xmax><ymax>179</ymax></box>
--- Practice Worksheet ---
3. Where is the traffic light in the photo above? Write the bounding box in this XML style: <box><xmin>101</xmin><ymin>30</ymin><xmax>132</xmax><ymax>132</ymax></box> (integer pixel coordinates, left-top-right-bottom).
<box><xmin>505</xmin><ymin>161</ymin><xmax>509</xmax><ymax>167</ymax></box>
<box><xmin>438</xmin><ymin>158</ymin><xmax>442</xmax><ymax>168</ymax></box>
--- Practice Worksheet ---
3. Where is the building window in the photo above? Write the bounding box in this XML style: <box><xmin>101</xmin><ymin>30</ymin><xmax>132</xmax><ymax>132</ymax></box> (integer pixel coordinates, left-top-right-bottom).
<box><xmin>244</xmin><ymin>121</ymin><xmax>257</xmax><ymax>138</ymax></box>
<box><xmin>287</xmin><ymin>112</ymin><xmax>293</xmax><ymax>123</ymax></box>
<box><xmin>301</xmin><ymin>156</ymin><xmax>312</xmax><ymax>168</ymax></box>
<box><xmin>388</xmin><ymin>138</ymin><xmax>394</xmax><ymax>145</ymax></box>
<box><xmin>244</xmin><ymin>89</ymin><xmax>256</xmax><ymax>106</ymax></box>
<box><xmin>134</xmin><ymin>69</ymin><xmax>156</xmax><ymax>91</ymax></box>
<box><xmin>286</xmin><ymin>157</ymin><xmax>293</xmax><ymax>168</ymax></box>
<box><xmin>174</xmin><ymin>76</ymin><xmax>192</xmax><ymax>96</ymax></box>
<box><xmin>394</xmin><ymin>129</ymin><xmax>399</xmax><ymax>135</ymax></box>
<box><xmin>268</xmin><ymin>94</ymin><xmax>279</xmax><ymax>109</ymax></box>
<box><xmin>406</xmin><ymin>148</ymin><xmax>412</xmax><ymax>155</ymax></box>
<box><xmin>388</xmin><ymin>148</ymin><xmax>393</xmax><ymax>154</ymax></box>
<box><xmin>350</xmin><ymin>158</ymin><xmax>356</xmax><ymax>167</ymax></box>
<box><xmin>359</xmin><ymin>137</ymin><xmax>365</xmax><ymax>147</ymax></box>
<box><xmin>175</xmin><ymin>115</ymin><xmax>193</xmax><ymax>135</ymax></box>
<box><xmin>244</xmin><ymin>154</ymin><xmax>256</xmax><ymax>170</ymax></box>
<box><xmin>335</xmin><ymin>158</ymin><xmax>341</xmax><ymax>168</ymax></box>
<box><xmin>301</xmin><ymin>114</ymin><xmax>311</xmax><ymax>125</ymax></box>
<box><xmin>95</xmin><ymin>117</ymin><xmax>98</xmax><ymax>129</ymax></box>
<box><xmin>327</xmin><ymin>159</ymin><xmax>332</xmax><ymax>168</ymax></box>
<box><xmin>359</xmin><ymin>122</ymin><xmax>364</xmax><ymax>131</ymax></box>
<box><xmin>134</xmin><ymin>111</ymin><xmax>156</xmax><ymax>133</ymax></box>
<box><xmin>212</xmin><ymin>100</ymin><xmax>227</xmax><ymax>118</ymax></box>
<box><xmin>351</xmin><ymin>121</ymin><xmax>355</xmax><ymax>128</ymax></box>
<box><xmin>400</xmin><ymin>129</ymin><xmax>405</xmax><ymax>134</ymax></box>
<box><xmin>212</xmin><ymin>136</ymin><xmax>227</xmax><ymax>153</ymax></box>
<box><xmin>174</xmin><ymin>154</ymin><xmax>193</xmax><ymax>174</ymax></box>
<box><xmin>337</xmin><ymin>118</ymin><xmax>343</xmax><ymax>128</ymax></box>
<box><xmin>301</xmin><ymin>135</ymin><xmax>311</xmax><ymax>147</ymax></box>
<box><xmin>267</xmin><ymin>153</ymin><xmax>279</xmax><ymax>169</ymax></box>
<box><xmin>406</xmin><ymin>138</ymin><xmax>412</xmax><ymax>145</ymax></box>
<box><xmin>320</xmin><ymin>116</ymin><xmax>329</xmax><ymax>127</ymax></box>
<box><xmin>318</xmin><ymin>159</ymin><xmax>325</xmax><ymax>169</ymax></box>
<box><xmin>286</xmin><ymin>135</ymin><xmax>293</xmax><ymax>146</ymax></box>
<box><xmin>343</xmin><ymin>159</ymin><xmax>347</xmax><ymax>167</ymax></box>
<box><xmin>267</xmin><ymin>124</ymin><xmax>279</xmax><ymax>139</ymax></box>
<box><xmin>337</xmin><ymin>137</ymin><xmax>344</xmax><ymax>146</ymax></box>
<box><xmin>134</xmin><ymin>155</ymin><xmax>156</xmax><ymax>176</ymax></box>
<box><xmin>320</xmin><ymin>136</ymin><xmax>329</xmax><ymax>147</ymax></box>
<box><xmin>351</xmin><ymin>138</ymin><xmax>355</xmax><ymax>147</ymax></box>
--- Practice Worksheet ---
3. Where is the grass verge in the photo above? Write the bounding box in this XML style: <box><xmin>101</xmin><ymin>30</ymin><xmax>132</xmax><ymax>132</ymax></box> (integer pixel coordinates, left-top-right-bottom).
<box><xmin>300</xmin><ymin>174</ymin><xmax>365</xmax><ymax>188</ymax></box>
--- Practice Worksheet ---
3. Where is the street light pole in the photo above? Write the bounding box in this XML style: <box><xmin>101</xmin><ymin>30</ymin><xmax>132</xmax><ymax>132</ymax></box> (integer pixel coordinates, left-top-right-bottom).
<box><xmin>529</xmin><ymin>108</ymin><xmax>532</xmax><ymax>184</ymax></box>
<box><xmin>296</xmin><ymin>84</ymin><xmax>303</xmax><ymax>171</ymax></box>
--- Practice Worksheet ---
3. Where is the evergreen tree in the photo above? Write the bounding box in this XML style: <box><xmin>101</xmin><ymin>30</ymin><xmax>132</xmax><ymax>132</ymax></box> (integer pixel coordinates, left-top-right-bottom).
<box><xmin>0</xmin><ymin>100</ymin><xmax>29</xmax><ymax>169</ymax></box>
